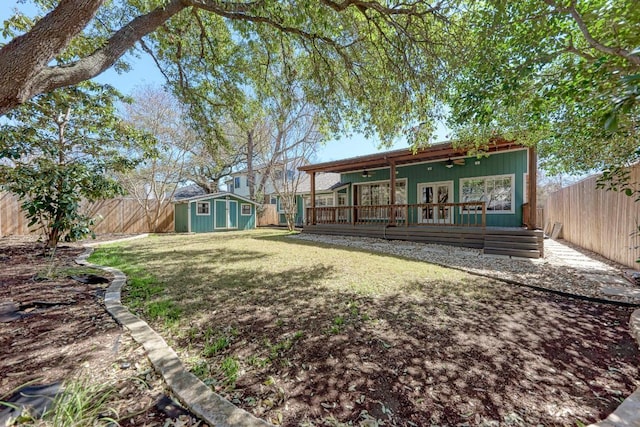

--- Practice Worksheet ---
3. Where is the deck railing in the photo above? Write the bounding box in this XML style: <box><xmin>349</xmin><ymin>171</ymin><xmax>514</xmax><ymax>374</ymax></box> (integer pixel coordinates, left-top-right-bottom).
<box><xmin>306</xmin><ymin>202</ymin><xmax>486</xmax><ymax>227</ymax></box>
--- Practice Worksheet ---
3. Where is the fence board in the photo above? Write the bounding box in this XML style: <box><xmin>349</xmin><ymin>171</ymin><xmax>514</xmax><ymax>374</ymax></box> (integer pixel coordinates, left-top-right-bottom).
<box><xmin>0</xmin><ymin>192</ymin><xmax>174</xmax><ymax>237</ymax></box>
<box><xmin>544</xmin><ymin>165</ymin><xmax>640</xmax><ymax>269</ymax></box>
<box><xmin>258</xmin><ymin>204</ymin><xmax>279</xmax><ymax>226</ymax></box>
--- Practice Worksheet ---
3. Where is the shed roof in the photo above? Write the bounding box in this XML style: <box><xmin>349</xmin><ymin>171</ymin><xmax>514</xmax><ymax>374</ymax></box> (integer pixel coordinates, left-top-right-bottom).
<box><xmin>172</xmin><ymin>191</ymin><xmax>259</xmax><ymax>205</ymax></box>
<box><xmin>298</xmin><ymin>139</ymin><xmax>523</xmax><ymax>174</ymax></box>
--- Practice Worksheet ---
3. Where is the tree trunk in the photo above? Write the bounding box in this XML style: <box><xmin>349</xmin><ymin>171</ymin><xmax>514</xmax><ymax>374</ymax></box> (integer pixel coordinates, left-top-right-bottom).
<box><xmin>247</xmin><ymin>129</ymin><xmax>255</xmax><ymax>200</ymax></box>
<box><xmin>0</xmin><ymin>0</ymin><xmax>186</xmax><ymax>115</ymax></box>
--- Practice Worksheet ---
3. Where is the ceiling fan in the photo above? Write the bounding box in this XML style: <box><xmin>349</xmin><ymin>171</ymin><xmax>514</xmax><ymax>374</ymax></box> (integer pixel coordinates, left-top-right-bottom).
<box><xmin>445</xmin><ymin>158</ymin><xmax>466</xmax><ymax>168</ymax></box>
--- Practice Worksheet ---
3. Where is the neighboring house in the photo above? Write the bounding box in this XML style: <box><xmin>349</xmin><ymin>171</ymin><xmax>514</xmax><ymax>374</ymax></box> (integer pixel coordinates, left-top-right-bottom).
<box><xmin>173</xmin><ymin>192</ymin><xmax>258</xmax><ymax>233</ymax></box>
<box><xmin>272</xmin><ymin>173</ymin><xmax>343</xmax><ymax>227</ymax></box>
<box><xmin>298</xmin><ymin>139</ymin><xmax>543</xmax><ymax>258</ymax></box>
<box><xmin>172</xmin><ymin>184</ymin><xmax>207</xmax><ymax>200</ymax></box>
<box><xmin>225</xmin><ymin>162</ymin><xmax>297</xmax><ymax>202</ymax></box>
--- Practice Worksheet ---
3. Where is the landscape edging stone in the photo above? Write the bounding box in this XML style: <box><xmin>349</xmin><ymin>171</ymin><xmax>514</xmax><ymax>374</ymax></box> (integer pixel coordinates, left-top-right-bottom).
<box><xmin>76</xmin><ymin>245</ymin><xmax>273</xmax><ymax>427</ymax></box>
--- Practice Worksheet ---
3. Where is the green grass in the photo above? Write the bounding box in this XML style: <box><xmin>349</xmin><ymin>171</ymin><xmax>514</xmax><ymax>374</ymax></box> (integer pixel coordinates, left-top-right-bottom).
<box><xmin>89</xmin><ymin>229</ymin><xmax>470</xmax><ymax>299</ymax></box>
<box><xmin>88</xmin><ymin>229</ymin><xmax>483</xmax><ymax>394</ymax></box>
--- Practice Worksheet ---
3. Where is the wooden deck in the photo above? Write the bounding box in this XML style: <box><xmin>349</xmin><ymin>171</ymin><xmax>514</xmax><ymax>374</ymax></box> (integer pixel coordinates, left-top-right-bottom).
<box><xmin>303</xmin><ymin>223</ymin><xmax>544</xmax><ymax>258</ymax></box>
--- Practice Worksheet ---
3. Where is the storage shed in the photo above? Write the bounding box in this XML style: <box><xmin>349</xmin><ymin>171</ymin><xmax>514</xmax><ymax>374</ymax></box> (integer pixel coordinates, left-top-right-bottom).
<box><xmin>173</xmin><ymin>192</ymin><xmax>258</xmax><ymax>233</ymax></box>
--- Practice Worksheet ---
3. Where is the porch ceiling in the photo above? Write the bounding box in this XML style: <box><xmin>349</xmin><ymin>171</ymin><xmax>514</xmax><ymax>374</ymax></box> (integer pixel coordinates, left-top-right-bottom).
<box><xmin>299</xmin><ymin>139</ymin><xmax>522</xmax><ymax>174</ymax></box>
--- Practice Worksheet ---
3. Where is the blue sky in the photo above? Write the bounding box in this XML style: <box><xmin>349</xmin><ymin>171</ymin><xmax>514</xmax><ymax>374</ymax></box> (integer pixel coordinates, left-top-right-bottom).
<box><xmin>1</xmin><ymin>1</ymin><xmax>449</xmax><ymax>162</ymax></box>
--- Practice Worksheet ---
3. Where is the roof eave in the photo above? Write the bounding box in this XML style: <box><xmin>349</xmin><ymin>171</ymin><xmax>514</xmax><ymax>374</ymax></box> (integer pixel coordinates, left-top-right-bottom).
<box><xmin>298</xmin><ymin>139</ymin><xmax>522</xmax><ymax>174</ymax></box>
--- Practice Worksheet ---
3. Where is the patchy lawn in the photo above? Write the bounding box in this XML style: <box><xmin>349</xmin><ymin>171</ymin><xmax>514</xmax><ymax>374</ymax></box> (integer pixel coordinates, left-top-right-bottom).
<box><xmin>90</xmin><ymin>229</ymin><xmax>640</xmax><ymax>426</ymax></box>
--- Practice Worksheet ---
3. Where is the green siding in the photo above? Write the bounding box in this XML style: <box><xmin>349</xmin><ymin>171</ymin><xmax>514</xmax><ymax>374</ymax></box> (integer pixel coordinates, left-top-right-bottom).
<box><xmin>174</xmin><ymin>195</ymin><xmax>256</xmax><ymax>233</ymax></box>
<box><xmin>215</xmin><ymin>199</ymin><xmax>227</xmax><ymax>229</ymax></box>
<box><xmin>341</xmin><ymin>149</ymin><xmax>528</xmax><ymax>227</ymax></box>
<box><xmin>238</xmin><ymin>203</ymin><xmax>256</xmax><ymax>230</ymax></box>
<box><xmin>174</xmin><ymin>203</ymin><xmax>189</xmax><ymax>232</ymax></box>
<box><xmin>191</xmin><ymin>199</ymin><xmax>214</xmax><ymax>232</ymax></box>
<box><xmin>278</xmin><ymin>193</ymin><xmax>331</xmax><ymax>226</ymax></box>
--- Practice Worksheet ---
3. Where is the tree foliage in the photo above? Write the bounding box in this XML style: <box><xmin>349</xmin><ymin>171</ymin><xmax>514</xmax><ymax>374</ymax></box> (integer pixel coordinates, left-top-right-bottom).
<box><xmin>0</xmin><ymin>82</ymin><xmax>142</xmax><ymax>249</ymax></box>
<box><xmin>447</xmin><ymin>0</ymin><xmax>640</xmax><ymax>174</ymax></box>
<box><xmin>0</xmin><ymin>0</ymin><xmax>460</xmax><ymax>145</ymax></box>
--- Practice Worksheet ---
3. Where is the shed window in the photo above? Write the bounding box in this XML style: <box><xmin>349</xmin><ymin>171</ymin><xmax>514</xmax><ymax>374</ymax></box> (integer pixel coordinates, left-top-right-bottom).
<box><xmin>196</xmin><ymin>201</ymin><xmax>210</xmax><ymax>215</ymax></box>
<box><xmin>241</xmin><ymin>203</ymin><xmax>252</xmax><ymax>216</ymax></box>
<box><xmin>460</xmin><ymin>174</ymin><xmax>514</xmax><ymax>213</ymax></box>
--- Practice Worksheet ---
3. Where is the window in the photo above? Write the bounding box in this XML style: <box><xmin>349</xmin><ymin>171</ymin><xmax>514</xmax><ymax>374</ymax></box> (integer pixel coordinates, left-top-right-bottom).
<box><xmin>241</xmin><ymin>203</ymin><xmax>252</xmax><ymax>216</ymax></box>
<box><xmin>269</xmin><ymin>196</ymin><xmax>278</xmax><ymax>205</ymax></box>
<box><xmin>234</xmin><ymin>177</ymin><xmax>241</xmax><ymax>189</ymax></box>
<box><xmin>315</xmin><ymin>194</ymin><xmax>334</xmax><ymax>207</ymax></box>
<box><xmin>196</xmin><ymin>201</ymin><xmax>210</xmax><ymax>215</ymax></box>
<box><xmin>357</xmin><ymin>180</ymin><xmax>407</xmax><ymax>206</ymax></box>
<box><xmin>278</xmin><ymin>196</ymin><xmax>296</xmax><ymax>213</ymax></box>
<box><xmin>460</xmin><ymin>174</ymin><xmax>514</xmax><ymax>213</ymax></box>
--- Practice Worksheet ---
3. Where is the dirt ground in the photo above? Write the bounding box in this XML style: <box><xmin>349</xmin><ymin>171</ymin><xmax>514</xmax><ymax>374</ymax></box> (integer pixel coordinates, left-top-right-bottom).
<box><xmin>2</xmin><ymin>235</ymin><xmax>640</xmax><ymax>427</ymax></box>
<box><xmin>0</xmin><ymin>237</ymin><xmax>203</xmax><ymax>426</ymax></box>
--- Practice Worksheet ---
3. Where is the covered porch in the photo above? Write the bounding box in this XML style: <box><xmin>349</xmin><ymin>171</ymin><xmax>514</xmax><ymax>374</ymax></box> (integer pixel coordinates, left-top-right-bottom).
<box><xmin>298</xmin><ymin>139</ymin><xmax>542</xmax><ymax>257</ymax></box>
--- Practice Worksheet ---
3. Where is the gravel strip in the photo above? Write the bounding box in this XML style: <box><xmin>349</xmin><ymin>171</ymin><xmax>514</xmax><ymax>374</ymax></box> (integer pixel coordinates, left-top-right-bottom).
<box><xmin>290</xmin><ymin>233</ymin><xmax>639</xmax><ymax>304</ymax></box>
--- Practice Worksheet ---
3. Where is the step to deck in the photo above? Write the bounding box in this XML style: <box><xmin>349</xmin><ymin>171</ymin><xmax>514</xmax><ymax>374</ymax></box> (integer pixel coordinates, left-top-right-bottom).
<box><xmin>483</xmin><ymin>247</ymin><xmax>541</xmax><ymax>258</ymax></box>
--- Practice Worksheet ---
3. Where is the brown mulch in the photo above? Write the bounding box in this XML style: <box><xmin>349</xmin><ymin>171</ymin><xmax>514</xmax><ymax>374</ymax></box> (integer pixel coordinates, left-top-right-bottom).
<box><xmin>0</xmin><ymin>237</ymin><xmax>201</xmax><ymax>426</ymax></box>
<box><xmin>2</xmin><ymin>235</ymin><xmax>640</xmax><ymax>427</ymax></box>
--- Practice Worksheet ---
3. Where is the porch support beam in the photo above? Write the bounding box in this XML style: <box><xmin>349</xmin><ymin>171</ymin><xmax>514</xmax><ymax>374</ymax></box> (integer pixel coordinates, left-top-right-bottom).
<box><xmin>310</xmin><ymin>171</ymin><xmax>316</xmax><ymax>225</ymax></box>
<box><xmin>389</xmin><ymin>160</ymin><xmax>396</xmax><ymax>225</ymax></box>
<box><xmin>528</xmin><ymin>146</ymin><xmax>537</xmax><ymax>230</ymax></box>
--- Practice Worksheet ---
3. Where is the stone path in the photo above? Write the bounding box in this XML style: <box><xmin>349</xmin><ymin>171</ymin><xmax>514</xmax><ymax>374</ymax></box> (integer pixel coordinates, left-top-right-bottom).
<box><xmin>544</xmin><ymin>239</ymin><xmax>640</xmax><ymax>301</ymax></box>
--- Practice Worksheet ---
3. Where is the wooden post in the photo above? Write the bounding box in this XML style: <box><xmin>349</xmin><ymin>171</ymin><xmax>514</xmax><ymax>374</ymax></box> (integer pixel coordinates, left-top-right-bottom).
<box><xmin>528</xmin><ymin>146</ymin><xmax>537</xmax><ymax>230</ymax></box>
<box><xmin>310</xmin><ymin>172</ymin><xmax>316</xmax><ymax>225</ymax></box>
<box><xmin>389</xmin><ymin>160</ymin><xmax>396</xmax><ymax>226</ymax></box>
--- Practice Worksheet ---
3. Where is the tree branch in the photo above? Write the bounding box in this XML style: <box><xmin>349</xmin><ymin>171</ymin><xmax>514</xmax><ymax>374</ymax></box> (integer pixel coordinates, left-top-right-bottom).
<box><xmin>543</xmin><ymin>0</ymin><xmax>640</xmax><ymax>66</ymax></box>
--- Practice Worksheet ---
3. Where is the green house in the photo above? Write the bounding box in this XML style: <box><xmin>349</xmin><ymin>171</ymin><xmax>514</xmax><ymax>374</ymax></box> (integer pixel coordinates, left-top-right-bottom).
<box><xmin>297</xmin><ymin>140</ymin><xmax>544</xmax><ymax>258</ymax></box>
<box><xmin>272</xmin><ymin>173</ymin><xmax>343</xmax><ymax>227</ymax></box>
<box><xmin>173</xmin><ymin>192</ymin><xmax>258</xmax><ymax>233</ymax></box>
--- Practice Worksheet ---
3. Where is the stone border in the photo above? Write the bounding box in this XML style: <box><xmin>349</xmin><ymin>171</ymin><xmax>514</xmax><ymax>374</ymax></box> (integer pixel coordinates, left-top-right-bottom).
<box><xmin>78</xmin><ymin>235</ymin><xmax>640</xmax><ymax>427</ymax></box>
<box><xmin>76</xmin><ymin>246</ymin><xmax>272</xmax><ymax>427</ymax></box>
<box><xmin>588</xmin><ymin>308</ymin><xmax>640</xmax><ymax>427</ymax></box>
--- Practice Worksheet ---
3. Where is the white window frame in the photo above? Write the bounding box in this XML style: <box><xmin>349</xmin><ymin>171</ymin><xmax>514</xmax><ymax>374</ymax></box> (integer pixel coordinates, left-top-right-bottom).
<box><xmin>196</xmin><ymin>201</ymin><xmax>210</xmax><ymax>215</ymax></box>
<box><xmin>240</xmin><ymin>203</ymin><xmax>252</xmax><ymax>216</ymax></box>
<box><xmin>278</xmin><ymin>196</ymin><xmax>297</xmax><ymax>214</ymax></box>
<box><xmin>354</xmin><ymin>179</ymin><xmax>407</xmax><ymax>219</ymax></box>
<box><xmin>354</xmin><ymin>179</ymin><xmax>407</xmax><ymax>205</ymax></box>
<box><xmin>459</xmin><ymin>174</ymin><xmax>515</xmax><ymax>214</ymax></box>
<box><xmin>314</xmin><ymin>193</ymin><xmax>335</xmax><ymax>207</ymax></box>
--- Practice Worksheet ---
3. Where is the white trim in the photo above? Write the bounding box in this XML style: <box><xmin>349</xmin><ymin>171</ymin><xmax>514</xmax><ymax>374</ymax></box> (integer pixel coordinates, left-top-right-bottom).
<box><xmin>240</xmin><ymin>203</ymin><xmax>252</xmax><ymax>216</ymax></box>
<box><xmin>459</xmin><ymin>173</ymin><xmax>516</xmax><ymax>214</ymax></box>
<box><xmin>353</xmin><ymin>178</ymin><xmax>408</xmax><ymax>205</ymax></box>
<box><xmin>416</xmin><ymin>181</ymin><xmax>454</xmax><ymax>224</ymax></box>
<box><xmin>195</xmin><ymin>201</ymin><xmax>211</xmax><ymax>216</ymax></box>
<box><xmin>228</xmin><ymin>200</ymin><xmax>238</xmax><ymax>229</ymax></box>
<box><xmin>187</xmin><ymin>203</ymin><xmax>192</xmax><ymax>232</ymax></box>
<box><xmin>214</xmin><ymin>199</ymin><xmax>225</xmax><ymax>229</ymax></box>
<box><xmin>174</xmin><ymin>192</ymin><xmax>260</xmax><ymax>205</ymax></box>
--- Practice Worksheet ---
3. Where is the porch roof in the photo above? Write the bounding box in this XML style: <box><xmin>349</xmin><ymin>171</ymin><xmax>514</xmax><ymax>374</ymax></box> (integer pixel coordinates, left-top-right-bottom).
<box><xmin>298</xmin><ymin>139</ymin><xmax>522</xmax><ymax>174</ymax></box>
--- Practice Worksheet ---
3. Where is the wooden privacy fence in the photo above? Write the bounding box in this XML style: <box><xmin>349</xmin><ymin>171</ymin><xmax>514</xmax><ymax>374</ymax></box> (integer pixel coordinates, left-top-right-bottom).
<box><xmin>544</xmin><ymin>165</ymin><xmax>640</xmax><ymax>269</ymax></box>
<box><xmin>257</xmin><ymin>204</ymin><xmax>279</xmax><ymax>226</ymax></box>
<box><xmin>0</xmin><ymin>192</ymin><xmax>174</xmax><ymax>236</ymax></box>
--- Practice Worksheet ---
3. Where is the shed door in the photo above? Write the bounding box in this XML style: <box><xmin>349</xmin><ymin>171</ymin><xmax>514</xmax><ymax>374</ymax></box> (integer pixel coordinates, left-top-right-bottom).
<box><xmin>215</xmin><ymin>199</ymin><xmax>238</xmax><ymax>229</ymax></box>
<box><xmin>228</xmin><ymin>200</ymin><xmax>238</xmax><ymax>228</ymax></box>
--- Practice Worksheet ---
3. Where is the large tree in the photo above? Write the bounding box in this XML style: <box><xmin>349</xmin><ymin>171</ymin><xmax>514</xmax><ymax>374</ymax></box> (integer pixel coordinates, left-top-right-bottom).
<box><xmin>0</xmin><ymin>82</ymin><xmax>141</xmax><ymax>249</ymax></box>
<box><xmin>118</xmin><ymin>85</ymin><xmax>192</xmax><ymax>232</ymax></box>
<box><xmin>447</xmin><ymin>0</ymin><xmax>640</xmax><ymax>174</ymax></box>
<box><xmin>0</xmin><ymin>0</ymin><xmax>459</xmax><ymax>144</ymax></box>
